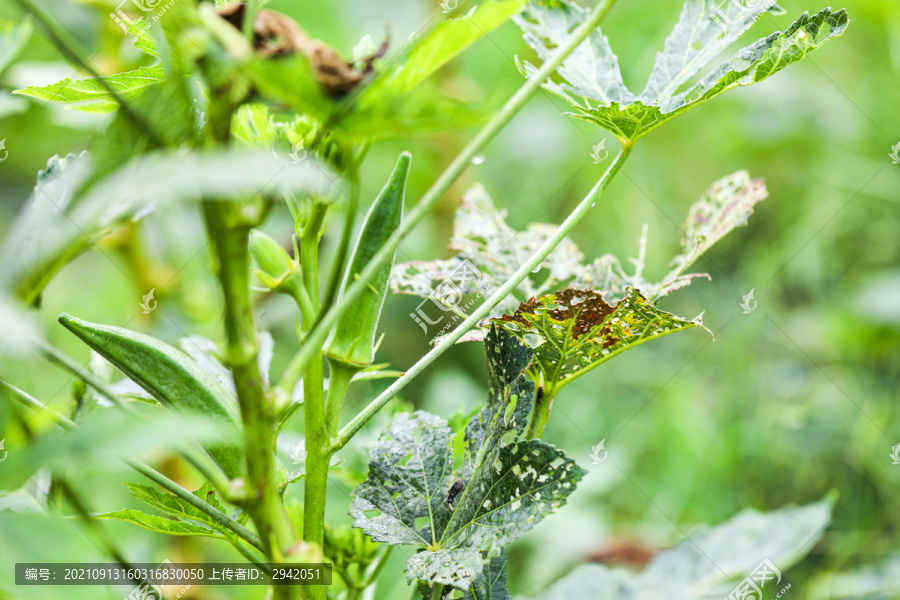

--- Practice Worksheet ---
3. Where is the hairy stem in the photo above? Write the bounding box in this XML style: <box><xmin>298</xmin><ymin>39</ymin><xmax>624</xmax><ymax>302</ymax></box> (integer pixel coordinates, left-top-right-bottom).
<box><xmin>336</xmin><ymin>145</ymin><xmax>633</xmax><ymax>449</ymax></box>
<box><xmin>202</xmin><ymin>202</ymin><xmax>297</xmax><ymax>586</ymax></box>
<box><xmin>272</xmin><ymin>0</ymin><xmax>620</xmax><ymax>395</ymax></box>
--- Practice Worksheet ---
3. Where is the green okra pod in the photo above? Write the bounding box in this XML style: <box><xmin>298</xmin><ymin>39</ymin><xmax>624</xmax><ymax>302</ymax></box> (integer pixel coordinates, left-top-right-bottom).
<box><xmin>325</xmin><ymin>152</ymin><xmax>410</xmax><ymax>368</ymax></box>
<box><xmin>58</xmin><ymin>314</ymin><xmax>244</xmax><ymax>479</ymax></box>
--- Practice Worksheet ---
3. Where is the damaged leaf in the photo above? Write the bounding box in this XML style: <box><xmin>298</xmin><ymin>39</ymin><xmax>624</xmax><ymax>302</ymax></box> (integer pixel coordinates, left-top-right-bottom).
<box><xmin>392</xmin><ymin>173</ymin><xmax>761</xmax><ymax>343</ymax></box>
<box><xmin>494</xmin><ymin>287</ymin><xmax>706</xmax><ymax>395</ymax></box>
<box><xmin>351</xmin><ymin>327</ymin><xmax>584</xmax><ymax>591</ymax></box>
<box><xmin>515</xmin><ymin>0</ymin><xmax>849</xmax><ymax>142</ymax></box>
<box><xmin>579</xmin><ymin>170</ymin><xmax>768</xmax><ymax>303</ymax></box>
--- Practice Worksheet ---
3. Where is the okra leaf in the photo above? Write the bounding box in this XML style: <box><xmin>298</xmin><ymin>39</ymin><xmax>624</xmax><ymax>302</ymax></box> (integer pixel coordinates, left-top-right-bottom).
<box><xmin>94</xmin><ymin>508</ymin><xmax>226</xmax><ymax>538</ymax></box>
<box><xmin>13</xmin><ymin>65</ymin><xmax>165</xmax><ymax>106</ymax></box>
<box><xmin>0</xmin><ymin>18</ymin><xmax>32</xmax><ymax>76</ymax></box>
<box><xmin>463</xmin><ymin>551</ymin><xmax>510</xmax><ymax>600</ymax></box>
<box><xmin>360</xmin><ymin>0</ymin><xmax>526</xmax><ymax>100</ymax></box>
<box><xmin>124</xmin><ymin>483</ymin><xmax>229</xmax><ymax>536</ymax></box>
<box><xmin>537</xmin><ymin>498</ymin><xmax>832</xmax><ymax>600</ymax></box>
<box><xmin>351</xmin><ymin>327</ymin><xmax>585</xmax><ymax>590</ymax></box>
<box><xmin>494</xmin><ymin>287</ymin><xmax>705</xmax><ymax>394</ymax></box>
<box><xmin>576</xmin><ymin>171</ymin><xmax>768</xmax><ymax>303</ymax></box>
<box><xmin>515</xmin><ymin>1</ymin><xmax>849</xmax><ymax>142</ymax></box>
<box><xmin>391</xmin><ymin>185</ymin><xmax>584</xmax><ymax>341</ymax></box>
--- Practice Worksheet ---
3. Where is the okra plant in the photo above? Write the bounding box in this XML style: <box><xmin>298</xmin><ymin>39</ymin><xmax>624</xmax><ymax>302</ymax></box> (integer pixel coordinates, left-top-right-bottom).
<box><xmin>0</xmin><ymin>0</ymin><xmax>851</xmax><ymax>598</ymax></box>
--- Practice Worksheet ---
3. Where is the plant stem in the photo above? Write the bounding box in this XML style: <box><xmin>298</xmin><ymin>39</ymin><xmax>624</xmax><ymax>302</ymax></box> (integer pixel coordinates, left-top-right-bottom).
<box><xmin>202</xmin><ymin>202</ymin><xmax>297</xmax><ymax>570</ymax></box>
<box><xmin>270</xmin><ymin>0</ymin><xmax>620</xmax><ymax>408</ymax></box>
<box><xmin>127</xmin><ymin>459</ymin><xmax>265</xmax><ymax>551</ymax></box>
<box><xmin>526</xmin><ymin>384</ymin><xmax>557</xmax><ymax>440</ymax></box>
<box><xmin>325</xmin><ymin>359</ymin><xmax>357</xmax><ymax>439</ymax></box>
<box><xmin>430</xmin><ymin>583</ymin><xmax>444</xmax><ymax>600</ymax></box>
<box><xmin>37</xmin><ymin>341</ymin><xmax>129</xmax><ymax>410</ymax></box>
<box><xmin>335</xmin><ymin>145</ymin><xmax>633</xmax><ymax>449</ymax></box>
<box><xmin>321</xmin><ymin>176</ymin><xmax>361</xmax><ymax>314</ymax></box>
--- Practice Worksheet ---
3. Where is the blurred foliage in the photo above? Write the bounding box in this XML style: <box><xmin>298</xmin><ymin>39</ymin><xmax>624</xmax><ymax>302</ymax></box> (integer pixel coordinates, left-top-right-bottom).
<box><xmin>0</xmin><ymin>0</ymin><xmax>898</xmax><ymax>598</ymax></box>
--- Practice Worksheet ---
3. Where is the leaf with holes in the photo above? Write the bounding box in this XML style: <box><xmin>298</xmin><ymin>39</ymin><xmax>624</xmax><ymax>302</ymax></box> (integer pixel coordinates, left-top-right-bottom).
<box><xmin>351</xmin><ymin>326</ymin><xmax>584</xmax><ymax>591</ymax></box>
<box><xmin>514</xmin><ymin>1</ymin><xmax>849</xmax><ymax>142</ymax></box>
<box><xmin>494</xmin><ymin>287</ymin><xmax>707</xmax><ymax>396</ymax></box>
<box><xmin>391</xmin><ymin>185</ymin><xmax>585</xmax><ymax>342</ymax></box>
<box><xmin>575</xmin><ymin>171</ymin><xmax>768</xmax><ymax>303</ymax></box>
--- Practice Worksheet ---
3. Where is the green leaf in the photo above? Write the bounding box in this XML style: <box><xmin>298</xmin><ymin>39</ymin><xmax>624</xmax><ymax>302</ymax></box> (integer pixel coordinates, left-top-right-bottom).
<box><xmin>494</xmin><ymin>287</ymin><xmax>705</xmax><ymax>395</ymax></box>
<box><xmin>360</xmin><ymin>0</ymin><xmax>526</xmax><ymax>99</ymax></box>
<box><xmin>13</xmin><ymin>65</ymin><xmax>165</xmax><ymax>106</ymax></box>
<box><xmin>576</xmin><ymin>170</ymin><xmax>768</xmax><ymax>303</ymax></box>
<box><xmin>125</xmin><ymin>483</ymin><xmax>228</xmax><ymax>535</ymax></box>
<box><xmin>812</xmin><ymin>552</ymin><xmax>900</xmax><ymax>599</ymax></box>
<box><xmin>351</xmin><ymin>327</ymin><xmax>585</xmax><ymax>590</ymax></box>
<box><xmin>463</xmin><ymin>552</ymin><xmax>510</xmax><ymax>600</ymax></box>
<box><xmin>94</xmin><ymin>508</ymin><xmax>225</xmax><ymax>538</ymax></box>
<box><xmin>0</xmin><ymin>18</ymin><xmax>32</xmax><ymax>76</ymax></box>
<box><xmin>538</xmin><ymin>499</ymin><xmax>833</xmax><ymax>600</ymax></box>
<box><xmin>515</xmin><ymin>1</ymin><xmax>849</xmax><ymax>142</ymax></box>
<box><xmin>57</xmin><ymin>314</ymin><xmax>244</xmax><ymax>479</ymax></box>
<box><xmin>123</xmin><ymin>19</ymin><xmax>160</xmax><ymax>59</ymax></box>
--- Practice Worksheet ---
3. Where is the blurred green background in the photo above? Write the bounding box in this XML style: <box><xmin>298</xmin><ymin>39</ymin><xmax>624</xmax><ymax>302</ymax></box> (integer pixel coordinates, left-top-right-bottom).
<box><xmin>1</xmin><ymin>0</ymin><xmax>899</xmax><ymax>598</ymax></box>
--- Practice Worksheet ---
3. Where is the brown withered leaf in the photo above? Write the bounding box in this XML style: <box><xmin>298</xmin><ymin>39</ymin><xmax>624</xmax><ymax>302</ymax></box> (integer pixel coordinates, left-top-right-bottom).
<box><xmin>218</xmin><ymin>3</ymin><xmax>387</xmax><ymax>97</ymax></box>
<box><xmin>494</xmin><ymin>287</ymin><xmax>708</xmax><ymax>395</ymax></box>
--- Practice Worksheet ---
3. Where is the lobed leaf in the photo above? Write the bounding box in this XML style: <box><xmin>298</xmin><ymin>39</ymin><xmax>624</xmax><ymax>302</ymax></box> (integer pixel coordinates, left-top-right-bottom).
<box><xmin>94</xmin><ymin>508</ymin><xmax>225</xmax><ymax>538</ymax></box>
<box><xmin>515</xmin><ymin>1</ymin><xmax>849</xmax><ymax>142</ymax></box>
<box><xmin>360</xmin><ymin>0</ymin><xmax>526</xmax><ymax>100</ymax></box>
<box><xmin>494</xmin><ymin>287</ymin><xmax>706</xmax><ymax>395</ymax></box>
<box><xmin>125</xmin><ymin>483</ymin><xmax>228</xmax><ymax>535</ymax></box>
<box><xmin>13</xmin><ymin>65</ymin><xmax>165</xmax><ymax>106</ymax></box>
<box><xmin>538</xmin><ymin>499</ymin><xmax>832</xmax><ymax>599</ymax></box>
<box><xmin>351</xmin><ymin>327</ymin><xmax>585</xmax><ymax>591</ymax></box>
<box><xmin>577</xmin><ymin>171</ymin><xmax>768</xmax><ymax>303</ymax></box>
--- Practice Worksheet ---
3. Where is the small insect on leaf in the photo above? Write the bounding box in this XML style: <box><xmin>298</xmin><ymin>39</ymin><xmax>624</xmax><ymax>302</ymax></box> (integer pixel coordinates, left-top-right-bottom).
<box><xmin>446</xmin><ymin>480</ymin><xmax>465</xmax><ymax>512</ymax></box>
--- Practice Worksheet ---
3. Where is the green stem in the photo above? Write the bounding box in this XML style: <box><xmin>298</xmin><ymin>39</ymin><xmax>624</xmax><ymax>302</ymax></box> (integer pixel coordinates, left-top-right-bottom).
<box><xmin>526</xmin><ymin>384</ymin><xmax>557</xmax><ymax>440</ymax></box>
<box><xmin>271</xmin><ymin>0</ymin><xmax>620</xmax><ymax>409</ymax></box>
<box><xmin>325</xmin><ymin>359</ymin><xmax>358</xmax><ymax>440</ymax></box>
<box><xmin>202</xmin><ymin>202</ymin><xmax>296</xmax><ymax>565</ymax></box>
<box><xmin>335</xmin><ymin>145</ymin><xmax>633</xmax><ymax>450</ymax></box>
<box><xmin>242</xmin><ymin>0</ymin><xmax>257</xmax><ymax>44</ymax></box>
<box><xmin>127</xmin><ymin>459</ymin><xmax>265</xmax><ymax>552</ymax></box>
<box><xmin>37</xmin><ymin>341</ymin><xmax>129</xmax><ymax>410</ymax></box>
<box><xmin>321</xmin><ymin>176</ymin><xmax>361</xmax><ymax>315</ymax></box>
<box><xmin>430</xmin><ymin>583</ymin><xmax>444</xmax><ymax>600</ymax></box>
